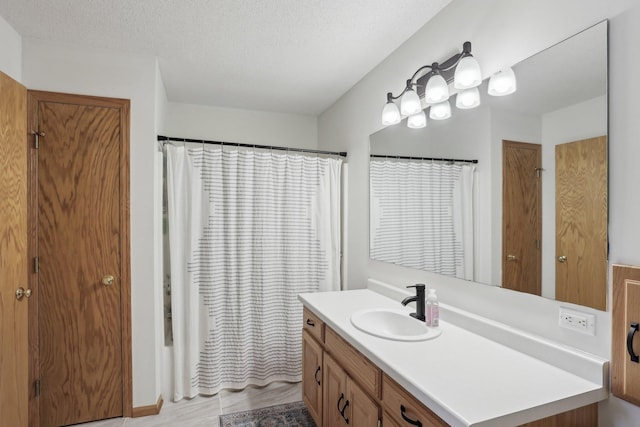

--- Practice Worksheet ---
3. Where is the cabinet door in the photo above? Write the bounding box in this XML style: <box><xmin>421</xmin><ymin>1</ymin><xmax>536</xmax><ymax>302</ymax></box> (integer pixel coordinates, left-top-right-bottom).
<box><xmin>323</xmin><ymin>353</ymin><xmax>348</xmax><ymax>427</ymax></box>
<box><xmin>612</xmin><ymin>265</ymin><xmax>640</xmax><ymax>406</ymax></box>
<box><xmin>383</xmin><ymin>411</ymin><xmax>403</xmax><ymax>427</ymax></box>
<box><xmin>303</xmin><ymin>331</ymin><xmax>323</xmax><ymax>426</ymax></box>
<box><xmin>347</xmin><ymin>377</ymin><xmax>380</xmax><ymax>427</ymax></box>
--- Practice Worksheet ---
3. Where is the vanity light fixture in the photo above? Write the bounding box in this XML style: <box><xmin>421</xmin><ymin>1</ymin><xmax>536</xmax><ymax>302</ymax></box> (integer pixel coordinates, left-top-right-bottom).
<box><xmin>381</xmin><ymin>42</ymin><xmax>517</xmax><ymax>128</ymax></box>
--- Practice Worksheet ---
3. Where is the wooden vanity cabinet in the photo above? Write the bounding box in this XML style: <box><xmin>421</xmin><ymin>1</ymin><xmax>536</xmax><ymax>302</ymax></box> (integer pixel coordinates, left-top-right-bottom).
<box><xmin>612</xmin><ymin>264</ymin><xmax>640</xmax><ymax>406</ymax></box>
<box><xmin>302</xmin><ymin>308</ymin><xmax>325</xmax><ymax>426</ymax></box>
<box><xmin>303</xmin><ymin>330</ymin><xmax>323</xmax><ymax>425</ymax></box>
<box><xmin>301</xmin><ymin>305</ymin><xmax>596</xmax><ymax>427</ymax></box>
<box><xmin>323</xmin><ymin>353</ymin><xmax>380</xmax><ymax>426</ymax></box>
<box><xmin>383</xmin><ymin>374</ymin><xmax>448</xmax><ymax>427</ymax></box>
<box><xmin>302</xmin><ymin>307</ymin><xmax>381</xmax><ymax>427</ymax></box>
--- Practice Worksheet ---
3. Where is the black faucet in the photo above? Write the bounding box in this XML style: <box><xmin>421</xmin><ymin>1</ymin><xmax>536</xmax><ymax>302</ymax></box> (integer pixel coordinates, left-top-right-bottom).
<box><xmin>401</xmin><ymin>284</ymin><xmax>426</xmax><ymax>321</ymax></box>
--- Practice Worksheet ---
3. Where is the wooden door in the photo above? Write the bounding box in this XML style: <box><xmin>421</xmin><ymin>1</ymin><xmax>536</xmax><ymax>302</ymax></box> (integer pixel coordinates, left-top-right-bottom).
<box><xmin>302</xmin><ymin>331</ymin><xmax>323</xmax><ymax>426</ymax></box>
<box><xmin>555</xmin><ymin>136</ymin><xmax>607</xmax><ymax>310</ymax></box>
<box><xmin>502</xmin><ymin>140</ymin><xmax>542</xmax><ymax>295</ymax></box>
<box><xmin>346</xmin><ymin>377</ymin><xmax>379</xmax><ymax>427</ymax></box>
<box><xmin>0</xmin><ymin>71</ymin><xmax>29</xmax><ymax>427</ymax></box>
<box><xmin>323</xmin><ymin>353</ymin><xmax>347</xmax><ymax>427</ymax></box>
<box><xmin>28</xmin><ymin>91</ymin><xmax>131</xmax><ymax>426</ymax></box>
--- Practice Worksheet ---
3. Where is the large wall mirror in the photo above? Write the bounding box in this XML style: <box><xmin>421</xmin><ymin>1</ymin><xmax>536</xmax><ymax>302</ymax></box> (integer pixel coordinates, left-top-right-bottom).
<box><xmin>369</xmin><ymin>21</ymin><xmax>608</xmax><ymax>310</ymax></box>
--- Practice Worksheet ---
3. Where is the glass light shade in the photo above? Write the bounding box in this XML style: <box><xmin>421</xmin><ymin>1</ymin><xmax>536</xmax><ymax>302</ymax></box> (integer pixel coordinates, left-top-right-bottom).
<box><xmin>454</xmin><ymin>56</ymin><xmax>482</xmax><ymax>89</ymax></box>
<box><xmin>456</xmin><ymin>87</ymin><xmax>481</xmax><ymax>109</ymax></box>
<box><xmin>400</xmin><ymin>89</ymin><xmax>421</xmax><ymax>116</ymax></box>
<box><xmin>407</xmin><ymin>111</ymin><xmax>427</xmax><ymax>129</ymax></box>
<box><xmin>488</xmin><ymin>67</ymin><xmax>517</xmax><ymax>96</ymax></box>
<box><xmin>381</xmin><ymin>101</ymin><xmax>401</xmax><ymax>126</ymax></box>
<box><xmin>429</xmin><ymin>100</ymin><xmax>451</xmax><ymax>120</ymax></box>
<box><xmin>424</xmin><ymin>74</ymin><xmax>449</xmax><ymax>104</ymax></box>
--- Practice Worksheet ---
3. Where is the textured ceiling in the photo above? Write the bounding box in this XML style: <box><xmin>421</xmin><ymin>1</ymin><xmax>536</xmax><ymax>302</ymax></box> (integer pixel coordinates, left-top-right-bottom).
<box><xmin>0</xmin><ymin>0</ymin><xmax>452</xmax><ymax>115</ymax></box>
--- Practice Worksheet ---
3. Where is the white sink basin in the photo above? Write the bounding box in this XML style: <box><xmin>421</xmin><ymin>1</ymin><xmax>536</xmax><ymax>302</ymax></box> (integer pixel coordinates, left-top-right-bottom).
<box><xmin>350</xmin><ymin>308</ymin><xmax>442</xmax><ymax>342</ymax></box>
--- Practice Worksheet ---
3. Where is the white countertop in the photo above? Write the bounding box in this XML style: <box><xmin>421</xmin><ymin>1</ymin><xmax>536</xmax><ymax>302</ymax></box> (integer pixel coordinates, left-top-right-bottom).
<box><xmin>299</xmin><ymin>289</ymin><xmax>608</xmax><ymax>427</ymax></box>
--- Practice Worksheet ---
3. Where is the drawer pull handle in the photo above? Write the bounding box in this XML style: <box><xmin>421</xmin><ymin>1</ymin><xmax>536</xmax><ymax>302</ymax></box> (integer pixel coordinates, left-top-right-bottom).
<box><xmin>341</xmin><ymin>399</ymin><xmax>350</xmax><ymax>424</ymax></box>
<box><xmin>337</xmin><ymin>393</ymin><xmax>350</xmax><ymax>424</ymax></box>
<box><xmin>306</xmin><ymin>319</ymin><xmax>315</xmax><ymax>327</ymax></box>
<box><xmin>314</xmin><ymin>366</ymin><xmax>321</xmax><ymax>385</ymax></box>
<box><xmin>400</xmin><ymin>405</ymin><xmax>422</xmax><ymax>427</ymax></box>
<box><xmin>337</xmin><ymin>393</ymin><xmax>345</xmax><ymax>413</ymax></box>
<box><xmin>628</xmin><ymin>322</ymin><xmax>639</xmax><ymax>363</ymax></box>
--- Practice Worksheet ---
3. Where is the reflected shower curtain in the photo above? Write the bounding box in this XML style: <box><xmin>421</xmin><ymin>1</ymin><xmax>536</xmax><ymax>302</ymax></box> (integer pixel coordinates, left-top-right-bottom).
<box><xmin>370</xmin><ymin>159</ymin><xmax>476</xmax><ymax>279</ymax></box>
<box><xmin>166</xmin><ymin>143</ymin><xmax>342</xmax><ymax>401</ymax></box>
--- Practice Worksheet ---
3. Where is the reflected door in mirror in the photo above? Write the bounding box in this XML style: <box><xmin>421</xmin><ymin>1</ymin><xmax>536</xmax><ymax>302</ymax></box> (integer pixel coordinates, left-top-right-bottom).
<box><xmin>555</xmin><ymin>136</ymin><xmax>607</xmax><ymax>310</ymax></box>
<box><xmin>502</xmin><ymin>141</ymin><xmax>541</xmax><ymax>295</ymax></box>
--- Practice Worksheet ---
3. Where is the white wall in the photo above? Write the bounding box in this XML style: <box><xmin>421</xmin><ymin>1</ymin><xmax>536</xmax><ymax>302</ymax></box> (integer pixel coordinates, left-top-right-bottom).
<box><xmin>163</xmin><ymin>102</ymin><xmax>317</xmax><ymax>149</ymax></box>
<box><xmin>22</xmin><ymin>39</ymin><xmax>161</xmax><ymax>407</ymax></box>
<box><xmin>153</xmin><ymin>60</ymin><xmax>169</xmax><ymax>405</ymax></box>
<box><xmin>318</xmin><ymin>0</ymin><xmax>640</xmax><ymax>424</ymax></box>
<box><xmin>0</xmin><ymin>14</ymin><xmax>22</xmax><ymax>82</ymax></box>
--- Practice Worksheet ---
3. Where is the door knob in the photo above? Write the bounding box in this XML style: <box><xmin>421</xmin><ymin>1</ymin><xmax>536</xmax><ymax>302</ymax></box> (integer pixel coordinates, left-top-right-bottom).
<box><xmin>16</xmin><ymin>287</ymin><xmax>32</xmax><ymax>300</ymax></box>
<box><xmin>102</xmin><ymin>275</ymin><xmax>115</xmax><ymax>286</ymax></box>
<box><xmin>557</xmin><ymin>255</ymin><xmax>567</xmax><ymax>263</ymax></box>
<box><xmin>507</xmin><ymin>254</ymin><xmax>518</xmax><ymax>261</ymax></box>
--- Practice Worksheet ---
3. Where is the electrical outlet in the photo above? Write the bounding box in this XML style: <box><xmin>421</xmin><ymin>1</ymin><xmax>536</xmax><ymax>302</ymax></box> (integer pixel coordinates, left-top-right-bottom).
<box><xmin>559</xmin><ymin>307</ymin><xmax>596</xmax><ymax>335</ymax></box>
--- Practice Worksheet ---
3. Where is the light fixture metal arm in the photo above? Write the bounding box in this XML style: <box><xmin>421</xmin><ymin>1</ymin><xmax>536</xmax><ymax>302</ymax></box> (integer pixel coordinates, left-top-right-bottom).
<box><xmin>386</xmin><ymin>41</ymin><xmax>474</xmax><ymax>101</ymax></box>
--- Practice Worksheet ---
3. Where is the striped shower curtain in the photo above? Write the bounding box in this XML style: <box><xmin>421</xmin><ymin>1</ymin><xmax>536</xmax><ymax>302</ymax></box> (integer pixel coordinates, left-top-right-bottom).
<box><xmin>370</xmin><ymin>159</ymin><xmax>476</xmax><ymax>279</ymax></box>
<box><xmin>166</xmin><ymin>143</ymin><xmax>342</xmax><ymax>401</ymax></box>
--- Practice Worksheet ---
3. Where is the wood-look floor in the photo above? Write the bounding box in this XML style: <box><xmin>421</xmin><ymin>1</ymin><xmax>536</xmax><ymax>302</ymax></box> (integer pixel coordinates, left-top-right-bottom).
<box><xmin>70</xmin><ymin>381</ymin><xmax>301</xmax><ymax>427</ymax></box>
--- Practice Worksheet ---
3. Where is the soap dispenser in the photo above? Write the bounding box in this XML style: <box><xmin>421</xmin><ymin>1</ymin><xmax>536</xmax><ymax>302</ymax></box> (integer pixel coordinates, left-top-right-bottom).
<box><xmin>426</xmin><ymin>289</ymin><xmax>439</xmax><ymax>327</ymax></box>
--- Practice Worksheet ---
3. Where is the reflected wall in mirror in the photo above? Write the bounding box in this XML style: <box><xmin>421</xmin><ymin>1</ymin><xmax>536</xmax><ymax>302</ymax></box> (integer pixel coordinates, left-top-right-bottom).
<box><xmin>369</xmin><ymin>21</ymin><xmax>608</xmax><ymax>310</ymax></box>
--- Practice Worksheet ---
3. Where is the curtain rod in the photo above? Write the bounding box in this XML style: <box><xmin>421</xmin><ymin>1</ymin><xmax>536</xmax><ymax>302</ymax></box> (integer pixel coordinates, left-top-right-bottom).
<box><xmin>370</xmin><ymin>154</ymin><xmax>478</xmax><ymax>164</ymax></box>
<box><xmin>158</xmin><ymin>135</ymin><xmax>347</xmax><ymax>158</ymax></box>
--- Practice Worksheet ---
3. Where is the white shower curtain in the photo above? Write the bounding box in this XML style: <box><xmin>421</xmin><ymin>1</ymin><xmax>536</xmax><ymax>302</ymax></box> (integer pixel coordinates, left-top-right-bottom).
<box><xmin>166</xmin><ymin>143</ymin><xmax>341</xmax><ymax>401</ymax></box>
<box><xmin>370</xmin><ymin>159</ymin><xmax>475</xmax><ymax>278</ymax></box>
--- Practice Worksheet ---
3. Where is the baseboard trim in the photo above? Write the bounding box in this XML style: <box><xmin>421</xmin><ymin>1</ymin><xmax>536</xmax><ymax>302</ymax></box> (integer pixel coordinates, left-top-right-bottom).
<box><xmin>132</xmin><ymin>395</ymin><xmax>163</xmax><ymax>418</ymax></box>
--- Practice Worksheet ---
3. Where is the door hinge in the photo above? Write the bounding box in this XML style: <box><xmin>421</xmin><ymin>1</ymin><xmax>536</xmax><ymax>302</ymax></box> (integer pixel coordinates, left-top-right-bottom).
<box><xmin>377</xmin><ymin>419</ymin><xmax>381</xmax><ymax>427</ymax></box>
<box><xmin>32</xmin><ymin>131</ymin><xmax>45</xmax><ymax>149</ymax></box>
<box><xmin>34</xmin><ymin>256</ymin><xmax>39</xmax><ymax>273</ymax></box>
<box><xmin>535</xmin><ymin>239</ymin><xmax>540</xmax><ymax>249</ymax></box>
<box><xmin>535</xmin><ymin>167</ymin><xmax>544</xmax><ymax>178</ymax></box>
<box><xmin>35</xmin><ymin>379</ymin><xmax>40</xmax><ymax>397</ymax></box>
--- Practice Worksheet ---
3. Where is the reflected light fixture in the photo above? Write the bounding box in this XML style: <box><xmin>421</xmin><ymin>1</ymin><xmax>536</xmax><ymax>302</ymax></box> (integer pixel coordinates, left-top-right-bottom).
<box><xmin>456</xmin><ymin>87</ymin><xmax>481</xmax><ymax>109</ymax></box>
<box><xmin>407</xmin><ymin>111</ymin><xmax>427</xmax><ymax>129</ymax></box>
<box><xmin>381</xmin><ymin>42</ymin><xmax>516</xmax><ymax>128</ymax></box>
<box><xmin>429</xmin><ymin>100</ymin><xmax>451</xmax><ymax>120</ymax></box>
<box><xmin>488</xmin><ymin>67</ymin><xmax>517</xmax><ymax>96</ymax></box>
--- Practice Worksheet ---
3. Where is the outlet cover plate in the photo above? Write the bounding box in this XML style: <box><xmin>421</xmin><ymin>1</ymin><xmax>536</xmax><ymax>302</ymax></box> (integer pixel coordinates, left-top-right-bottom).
<box><xmin>559</xmin><ymin>307</ymin><xmax>596</xmax><ymax>335</ymax></box>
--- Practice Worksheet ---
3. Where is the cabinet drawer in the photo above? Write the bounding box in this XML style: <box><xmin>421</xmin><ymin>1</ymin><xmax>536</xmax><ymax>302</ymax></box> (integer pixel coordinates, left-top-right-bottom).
<box><xmin>382</xmin><ymin>374</ymin><xmax>448</xmax><ymax>427</ymax></box>
<box><xmin>325</xmin><ymin>326</ymin><xmax>381</xmax><ymax>399</ymax></box>
<box><xmin>303</xmin><ymin>307</ymin><xmax>324</xmax><ymax>343</ymax></box>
